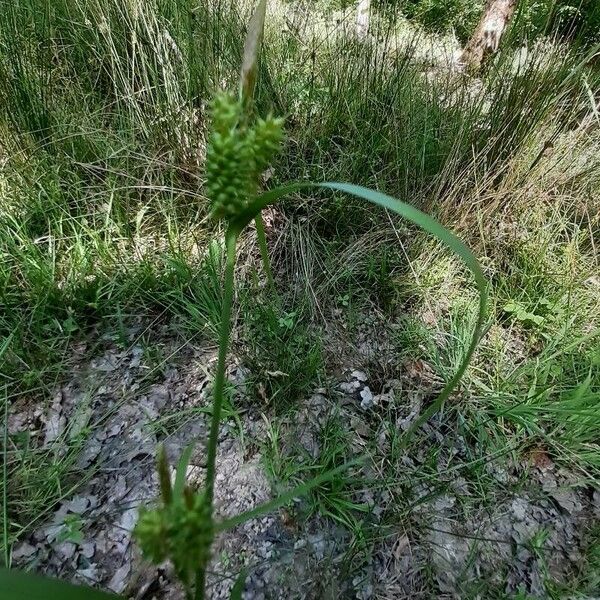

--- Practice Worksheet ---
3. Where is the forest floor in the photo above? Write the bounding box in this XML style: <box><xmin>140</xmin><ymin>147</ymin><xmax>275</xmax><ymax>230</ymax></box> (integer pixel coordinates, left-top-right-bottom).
<box><xmin>8</xmin><ymin>303</ymin><xmax>600</xmax><ymax>598</ymax></box>
<box><xmin>2</xmin><ymin>2</ymin><xmax>600</xmax><ymax>599</ymax></box>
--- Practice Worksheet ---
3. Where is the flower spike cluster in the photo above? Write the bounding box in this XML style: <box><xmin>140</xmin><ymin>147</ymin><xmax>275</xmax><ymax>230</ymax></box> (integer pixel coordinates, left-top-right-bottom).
<box><xmin>205</xmin><ymin>92</ymin><xmax>284</xmax><ymax>221</ymax></box>
<box><xmin>134</xmin><ymin>447</ymin><xmax>214</xmax><ymax>587</ymax></box>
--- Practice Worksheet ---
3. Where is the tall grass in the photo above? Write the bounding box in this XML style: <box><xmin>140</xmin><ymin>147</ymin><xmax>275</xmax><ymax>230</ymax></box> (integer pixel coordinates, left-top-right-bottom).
<box><xmin>1</xmin><ymin>0</ymin><xmax>599</xmax><ymax>567</ymax></box>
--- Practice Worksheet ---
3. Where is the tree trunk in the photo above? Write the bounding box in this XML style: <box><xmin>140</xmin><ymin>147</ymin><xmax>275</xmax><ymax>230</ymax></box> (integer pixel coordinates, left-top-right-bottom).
<box><xmin>461</xmin><ymin>0</ymin><xmax>518</xmax><ymax>69</ymax></box>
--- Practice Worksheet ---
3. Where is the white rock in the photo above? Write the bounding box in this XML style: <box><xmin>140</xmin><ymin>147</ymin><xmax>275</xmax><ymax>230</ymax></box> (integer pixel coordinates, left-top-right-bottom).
<box><xmin>350</xmin><ymin>370</ymin><xmax>368</xmax><ymax>382</ymax></box>
<box><xmin>360</xmin><ymin>386</ymin><xmax>374</xmax><ymax>410</ymax></box>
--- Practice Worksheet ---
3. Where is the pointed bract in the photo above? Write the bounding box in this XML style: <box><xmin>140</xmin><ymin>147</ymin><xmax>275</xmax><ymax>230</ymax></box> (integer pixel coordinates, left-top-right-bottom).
<box><xmin>240</xmin><ymin>0</ymin><xmax>267</xmax><ymax>106</ymax></box>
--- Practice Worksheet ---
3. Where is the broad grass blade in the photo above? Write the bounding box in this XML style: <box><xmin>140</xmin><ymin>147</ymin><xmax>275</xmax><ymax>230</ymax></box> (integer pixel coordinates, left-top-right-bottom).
<box><xmin>0</xmin><ymin>569</ymin><xmax>121</xmax><ymax>599</ymax></box>
<box><xmin>235</xmin><ymin>181</ymin><xmax>488</xmax><ymax>440</ymax></box>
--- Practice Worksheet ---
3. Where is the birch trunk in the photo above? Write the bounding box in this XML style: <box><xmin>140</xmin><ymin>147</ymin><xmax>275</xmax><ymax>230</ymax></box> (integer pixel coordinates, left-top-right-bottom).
<box><xmin>461</xmin><ymin>0</ymin><xmax>518</xmax><ymax>69</ymax></box>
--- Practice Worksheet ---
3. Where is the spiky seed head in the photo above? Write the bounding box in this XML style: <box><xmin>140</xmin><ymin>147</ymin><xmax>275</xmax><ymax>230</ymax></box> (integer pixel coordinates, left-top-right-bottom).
<box><xmin>251</xmin><ymin>115</ymin><xmax>285</xmax><ymax>173</ymax></box>
<box><xmin>135</xmin><ymin>508</ymin><xmax>168</xmax><ymax>564</ymax></box>
<box><xmin>205</xmin><ymin>92</ymin><xmax>284</xmax><ymax>222</ymax></box>
<box><xmin>135</xmin><ymin>493</ymin><xmax>214</xmax><ymax>585</ymax></box>
<box><xmin>168</xmin><ymin>492</ymin><xmax>214</xmax><ymax>584</ymax></box>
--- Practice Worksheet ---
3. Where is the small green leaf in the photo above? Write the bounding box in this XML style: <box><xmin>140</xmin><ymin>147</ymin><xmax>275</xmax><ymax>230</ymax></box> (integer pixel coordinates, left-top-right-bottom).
<box><xmin>528</xmin><ymin>313</ymin><xmax>545</xmax><ymax>326</ymax></box>
<box><xmin>0</xmin><ymin>569</ymin><xmax>120</xmax><ymax>600</ymax></box>
<box><xmin>278</xmin><ymin>311</ymin><xmax>296</xmax><ymax>329</ymax></box>
<box><xmin>56</xmin><ymin>514</ymin><xmax>84</xmax><ymax>545</ymax></box>
<box><xmin>503</xmin><ymin>301</ymin><xmax>520</xmax><ymax>313</ymax></box>
<box><xmin>173</xmin><ymin>443</ymin><xmax>196</xmax><ymax>502</ymax></box>
<box><xmin>62</xmin><ymin>316</ymin><xmax>79</xmax><ymax>334</ymax></box>
<box><xmin>504</xmin><ymin>300</ymin><xmax>544</xmax><ymax>325</ymax></box>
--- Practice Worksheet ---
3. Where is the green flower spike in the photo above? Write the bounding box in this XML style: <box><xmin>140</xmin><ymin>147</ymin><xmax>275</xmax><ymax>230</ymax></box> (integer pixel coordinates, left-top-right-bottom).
<box><xmin>168</xmin><ymin>492</ymin><xmax>214</xmax><ymax>586</ymax></box>
<box><xmin>205</xmin><ymin>92</ymin><xmax>284</xmax><ymax>221</ymax></box>
<box><xmin>135</xmin><ymin>507</ymin><xmax>168</xmax><ymax>564</ymax></box>
<box><xmin>134</xmin><ymin>446</ymin><xmax>214</xmax><ymax>596</ymax></box>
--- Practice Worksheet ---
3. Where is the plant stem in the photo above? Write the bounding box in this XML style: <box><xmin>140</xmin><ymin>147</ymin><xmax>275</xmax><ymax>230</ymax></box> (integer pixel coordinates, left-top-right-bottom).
<box><xmin>205</xmin><ymin>229</ymin><xmax>238</xmax><ymax>508</ymax></box>
<box><xmin>194</xmin><ymin>568</ymin><xmax>206</xmax><ymax>600</ymax></box>
<box><xmin>254</xmin><ymin>213</ymin><xmax>274</xmax><ymax>289</ymax></box>
<box><xmin>196</xmin><ymin>229</ymin><xmax>238</xmax><ymax>600</ymax></box>
<box><xmin>2</xmin><ymin>388</ymin><xmax>8</xmax><ymax>568</ymax></box>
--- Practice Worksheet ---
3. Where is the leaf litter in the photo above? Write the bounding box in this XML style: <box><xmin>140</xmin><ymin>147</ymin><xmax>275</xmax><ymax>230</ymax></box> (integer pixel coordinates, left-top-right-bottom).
<box><xmin>7</xmin><ymin>315</ymin><xmax>600</xmax><ymax>598</ymax></box>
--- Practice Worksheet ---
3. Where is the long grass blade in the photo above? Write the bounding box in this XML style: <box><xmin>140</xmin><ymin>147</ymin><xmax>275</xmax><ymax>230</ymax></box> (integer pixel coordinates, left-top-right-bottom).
<box><xmin>174</xmin><ymin>443</ymin><xmax>196</xmax><ymax>502</ymax></box>
<box><xmin>240</xmin><ymin>0</ymin><xmax>267</xmax><ymax>106</ymax></box>
<box><xmin>229</xmin><ymin>568</ymin><xmax>247</xmax><ymax>600</ymax></box>
<box><xmin>0</xmin><ymin>569</ymin><xmax>121</xmax><ymax>600</ymax></box>
<box><xmin>215</xmin><ymin>459</ymin><xmax>362</xmax><ymax>532</ymax></box>
<box><xmin>233</xmin><ymin>181</ymin><xmax>488</xmax><ymax>441</ymax></box>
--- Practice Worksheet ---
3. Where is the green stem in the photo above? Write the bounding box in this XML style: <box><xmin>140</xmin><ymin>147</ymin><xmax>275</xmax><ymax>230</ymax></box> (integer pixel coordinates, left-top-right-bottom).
<box><xmin>254</xmin><ymin>213</ymin><xmax>274</xmax><ymax>289</ymax></box>
<box><xmin>205</xmin><ymin>229</ymin><xmax>238</xmax><ymax>508</ymax></box>
<box><xmin>194</xmin><ymin>568</ymin><xmax>206</xmax><ymax>600</ymax></box>
<box><xmin>196</xmin><ymin>229</ymin><xmax>238</xmax><ymax>600</ymax></box>
<box><xmin>2</xmin><ymin>388</ymin><xmax>8</xmax><ymax>568</ymax></box>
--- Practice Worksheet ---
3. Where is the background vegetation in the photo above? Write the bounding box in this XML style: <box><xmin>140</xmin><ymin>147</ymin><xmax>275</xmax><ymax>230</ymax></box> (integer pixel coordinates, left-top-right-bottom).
<box><xmin>1</xmin><ymin>0</ymin><xmax>599</xmax><ymax>596</ymax></box>
<box><xmin>308</xmin><ymin>0</ymin><xmax>600</xmax><ymax>43</ymax></box>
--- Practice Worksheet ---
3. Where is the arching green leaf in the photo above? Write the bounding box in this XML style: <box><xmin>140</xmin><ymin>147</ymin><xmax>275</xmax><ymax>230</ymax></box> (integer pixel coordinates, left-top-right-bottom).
<box><xmin>230</xmin><ymin>181</ymin><xmax>488</xmax><ymax>440</ymax></box>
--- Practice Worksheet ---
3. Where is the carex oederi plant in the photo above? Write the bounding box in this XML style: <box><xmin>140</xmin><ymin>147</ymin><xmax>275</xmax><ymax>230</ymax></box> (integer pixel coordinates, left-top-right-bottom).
<box><xmin>134</xmin><ymin>2</ymin><xmax>487</xmax><ymax>599</ymax></box>
<box><xmin>0</xmin><ymin>1</ymin><xmax>487</xmax><ymax>599</ymax></box>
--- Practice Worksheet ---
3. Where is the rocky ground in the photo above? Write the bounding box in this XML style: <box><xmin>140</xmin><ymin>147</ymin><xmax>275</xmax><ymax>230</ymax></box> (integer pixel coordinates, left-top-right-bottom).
<box><xmin>7</xmin><ymin>315</ymin><xmax>600</xmax><ymax>599</ymax></box>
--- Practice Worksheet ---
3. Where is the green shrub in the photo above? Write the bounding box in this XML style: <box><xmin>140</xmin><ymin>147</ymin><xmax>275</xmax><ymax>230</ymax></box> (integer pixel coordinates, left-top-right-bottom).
<box><xmin>512</xmin><ymin>0</ymin><xmax>599</xmax><ymax>42</ymax></box>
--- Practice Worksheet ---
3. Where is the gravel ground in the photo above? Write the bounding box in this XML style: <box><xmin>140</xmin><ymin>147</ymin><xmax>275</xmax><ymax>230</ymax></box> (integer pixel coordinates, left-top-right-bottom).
<box><xmin>9</xmin><ymin>319</ymin><xmax>600</xmax><ymax>599</ymax></box>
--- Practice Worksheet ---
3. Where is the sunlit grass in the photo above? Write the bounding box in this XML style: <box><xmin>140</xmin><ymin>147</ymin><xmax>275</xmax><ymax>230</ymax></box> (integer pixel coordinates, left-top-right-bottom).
<box><xmin>0</xmin><ymin>1</ymin><xmax>599</xmax><ymax>590</ymax></box>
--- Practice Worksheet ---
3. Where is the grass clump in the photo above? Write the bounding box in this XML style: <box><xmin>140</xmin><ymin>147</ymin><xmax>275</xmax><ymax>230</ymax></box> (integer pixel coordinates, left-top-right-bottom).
<box><xmin>241</xmin><ymin>298</ymin><xmax>324</xmax><ymax>411</ymax></box>
<box><xmin>1</xmin><ymin>0</ymin><xmax>599</xmax><ymax>597</ymax></box>
<box><xmin>263</xmin><ymin>412</ymin><xmax>369</xmax><ymax>536</ymax></box>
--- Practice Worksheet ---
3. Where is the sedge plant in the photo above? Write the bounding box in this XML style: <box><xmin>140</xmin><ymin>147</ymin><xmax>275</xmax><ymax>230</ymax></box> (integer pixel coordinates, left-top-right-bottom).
<box><xmin>0</xmin><ymin>1</ymin><xmax>487</xmax><ymax>598</ymax></box>
<box><xmin>133</xmin><ymin>1</ymin><xmax>487</xmax><ymax>599</ymax></box>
